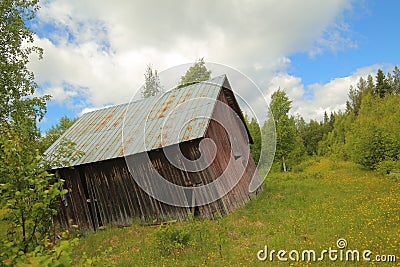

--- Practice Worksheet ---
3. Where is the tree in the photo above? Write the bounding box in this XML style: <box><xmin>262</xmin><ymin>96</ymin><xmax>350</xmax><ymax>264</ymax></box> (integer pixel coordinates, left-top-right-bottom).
<box><xmin>329</xmin><ymin>112</ymin><xmax>335</xmax><ymax>128</ymax></box>
<box><xmin>318</xmin><ymin>67</ymin><xmax>400</xmax><ymax>162</ymax></box>
<box><xmin>141</xmin><ymin>65</ymin><xmax>162</xmax><ymax>98</ymax></box>
<box><xmin>322</xmin><ymin>111</ymin><xmax>334</xmax><ymax>135</ymax></box>
<box><xmin>259</xmin><ymin>113</ymin><xmax>277</xmax><ymax>175</ymax></box>
<box><xmin>270</xmin><ymin>89</ymin><xmax>297</xmax><ymax>171</ymax></box>
<box><xmin>39</xmin><ymin>116</ymin><xmax>78</xmax><ymax>153</ymax></box>
<box><xmin>393</xmin><ymin>66</ymin><xmax>400</xmax><ymax>94</ymax></box>
<box><xmin>366</xmin><ymin>74</ymin><xmax>375</xmax><ymax>95</ymax></box>
<box><xmin>244</xmin><ymin>115</ymin><xmax>261</xmax><ymax>164</ymax></box>
<box><xmin>0</xmin><ymin>0</ymin><xmax>48</xmax><ymax>139</ymax></box>
<box><xmin>318</xmin><ymin>111</ymin><xmax>351</xmax><ymax>159</ymax></box>
<box><xmin>39</xmin><ymin>116</ymin><xmax>83</xmax><ymax>170</ymax></box>
<box><xmin>1</xmin><ymin>0</ymin><xmax>48</xmax><ymax>173</ymax></box>
<box><xmin>346</xmin><ymin>93</ymin><xmax>400</xmax><ymax>170</ymax></box>
<box><xmin>387</xmin><ymin>66</ymin><xmax>400</xmax><ymax>95</ymax></box>
<box><xmin>270</xmin><ymin>88</ymin><xmax>291</xmax><ymax>121</ymax></box>
<box><xmin>374</xmin><ymin>69</ymin><xmax>391</xmax><ymax>97</ymax></box>
<box><xmin>346</xmin><ymin>77</ymin><xmax>369</xmax><ymax>116</ymax></box>
<box><xmin>323</xmin><ymin>111</ymin><xmax>329</xmax><ymax>125</ymax></box>
<box><xmin>179</xmin><ymin>58</ymin><xmax>211</xmax><ymax>88</ymax></box>
<box><xmin>302</xmin><ymin>120</ymin><xmax>324</xmax><ymax>156</ymax></box>
<box><xmin>0</xmin><ymin>0</ymin><xmax>69</xmax><ymax>262</ymax></box>
<box><xmin>0</xmin><ymin>127</ymin><xmax>67</xmax><ymax>255</ymax></box>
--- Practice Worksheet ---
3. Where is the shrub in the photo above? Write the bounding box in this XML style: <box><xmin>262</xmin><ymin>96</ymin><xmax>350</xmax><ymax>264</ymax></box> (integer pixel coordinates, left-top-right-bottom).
<box><xmin>375</xmin><ymin>159</ymin><xmax>400</xmax><ymax>175</ymax></box>
<box><xmin>388</xmin><ymin>172</ymin><xmax>400</xmax><ymax>182</ymax></box>
<box><xmin>154</xmin><ymin>224</ymin><xmax>191</xmax><ymax>255</ymax></box>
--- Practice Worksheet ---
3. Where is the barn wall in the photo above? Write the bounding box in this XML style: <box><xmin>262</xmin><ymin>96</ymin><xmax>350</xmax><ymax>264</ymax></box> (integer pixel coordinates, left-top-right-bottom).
<box><xmin>55</xmin><ymin>152</ymin><xmax>193</xmax><ymax>231</ymax></box>
<box><xmin>55</xmin><ymin>167</ymin><xmax>94</xmax><ymax>231</ymax></box>
<box><xmin>55</xmin><ymin>138</ymin><xmax>231</xmax><ymax>231</ymax></box>
<box><xmin>202</xmin><ymin>89</ymin><xmax>262</xmax><ymax>215</ymax></box>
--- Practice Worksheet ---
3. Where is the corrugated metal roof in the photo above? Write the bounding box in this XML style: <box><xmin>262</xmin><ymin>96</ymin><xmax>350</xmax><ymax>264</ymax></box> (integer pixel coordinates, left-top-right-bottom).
<box><xmin>45</xmin><ymin>75</ymin><xmax>228</xmax><ymax>168</ymax></box>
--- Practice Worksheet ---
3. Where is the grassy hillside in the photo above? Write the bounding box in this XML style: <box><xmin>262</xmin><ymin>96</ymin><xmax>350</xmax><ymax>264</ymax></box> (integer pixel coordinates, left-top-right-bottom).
<box><xmin>72</xmin><ymin>158</ymin><xmax>399</xmax><ymax>266</ymax></box>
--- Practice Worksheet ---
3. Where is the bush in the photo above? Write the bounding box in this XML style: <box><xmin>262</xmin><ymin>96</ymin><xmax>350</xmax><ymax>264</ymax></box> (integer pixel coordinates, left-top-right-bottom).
<box><xmin>1</xmin><ymin>232</ymin><xmax>79</xmax><ymax>267</ymax></box>
<box><xmin>375</xmin><ymin>160</ymin><xmax>400</xmax><ymax>175</ymax></box>
<box><xmin>154</xmin><ymin>224</ymin><xmax>191</xmax><ymax>255</ymax></box>
<box><xmin>375</xmin><ymin>159</ymin><xmax>400</xmax><ymax>182</ymax></box>
<box><xmin>388</xmin><ymin>172</ymin><xmax>400</xmax><ymax>182</ymax></box>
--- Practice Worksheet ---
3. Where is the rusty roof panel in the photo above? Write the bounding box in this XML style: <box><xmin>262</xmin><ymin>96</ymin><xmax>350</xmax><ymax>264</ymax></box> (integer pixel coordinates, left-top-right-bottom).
<box><xmin>45</xmin><ymin>75</ymin><xmax>227</xmax><ymax>168</ymax></box>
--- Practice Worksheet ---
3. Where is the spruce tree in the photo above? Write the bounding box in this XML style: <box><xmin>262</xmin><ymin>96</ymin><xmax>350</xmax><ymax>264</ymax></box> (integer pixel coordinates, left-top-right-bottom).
<box><xmin>179</xmin><ymin>58</ymin><xmax>211</xmax><ymax>88</ymax></box>
<box><xmin>142</xmin><ymin>65</ymin><xmax>162</xmax><ymax>98</ymax></box>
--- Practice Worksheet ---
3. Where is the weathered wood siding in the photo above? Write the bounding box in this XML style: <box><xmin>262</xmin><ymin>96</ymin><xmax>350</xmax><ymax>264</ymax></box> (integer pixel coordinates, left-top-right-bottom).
<box><xmin>55</xmin><ymin>152</ymin><xmax>194</xmax><ymax>231</ymax></box>
<box><xmin>202</xmin><ymin>89</ymin><xmax>262</xmax><ymax>215</ymax></box>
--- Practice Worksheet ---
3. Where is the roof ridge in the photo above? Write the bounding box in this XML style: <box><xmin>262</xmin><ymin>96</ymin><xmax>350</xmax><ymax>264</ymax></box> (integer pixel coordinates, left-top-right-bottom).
<box><xmin>81</xmin><ymin>75</ymin><xmax>227</xmax><ymax>117</ymax></box>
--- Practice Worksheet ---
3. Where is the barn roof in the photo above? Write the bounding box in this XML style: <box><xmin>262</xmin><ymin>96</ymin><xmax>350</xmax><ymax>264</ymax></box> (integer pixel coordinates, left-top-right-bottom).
<box><xmin>45</xmin><ymin>75</ymin><xmax>250</xmax><ymax>169</ymax></box>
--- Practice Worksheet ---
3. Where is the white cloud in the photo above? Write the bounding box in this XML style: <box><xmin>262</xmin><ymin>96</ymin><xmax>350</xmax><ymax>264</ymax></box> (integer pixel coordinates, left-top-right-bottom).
<box><xmin>295</xmin><ymin>64</ymin><xmax>384</xmax><ymax>120</ymax></box>
<box><xmin>267</xmin><ymin>73</ymin><xmax>305</xmax><ymax>100</ymax></box>
<box><xmin>28</xmin><ymin>0</ymin><xmax>356</xmax><ymax>120</ymax></box>
<box><xmin>252</xmin><ymin>64</ymin><xmax>385</xmax><ymax>121</ymax></box>
<box><xmin>44</xmin><ymin>86</ymin><xmax>77</xmax><ymax>103</ymax></box>
<box><xmin>79</xmin><ymin>105</ymin><xmax>113</xmax><ymax>116</ymax></box>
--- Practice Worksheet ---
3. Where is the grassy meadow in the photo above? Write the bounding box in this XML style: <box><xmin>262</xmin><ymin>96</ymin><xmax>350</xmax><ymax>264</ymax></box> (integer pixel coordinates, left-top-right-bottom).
<box><xmin>69</xmin><ymin>158</ymin><xmax>399</xmax><ymax>266</ymax></box>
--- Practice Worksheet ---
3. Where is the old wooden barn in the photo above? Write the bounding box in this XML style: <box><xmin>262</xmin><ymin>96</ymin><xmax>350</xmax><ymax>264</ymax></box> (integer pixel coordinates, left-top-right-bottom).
<box><xmin>45</xmin><ymin>75</ymin><xmax>262</xmax><ymax>231</ymax></box>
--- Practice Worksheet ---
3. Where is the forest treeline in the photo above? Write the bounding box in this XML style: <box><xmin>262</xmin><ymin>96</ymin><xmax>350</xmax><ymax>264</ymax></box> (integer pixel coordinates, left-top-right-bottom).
<box><xmin>247</xmin><ymin>67</ymin><xmax>400</xmax><ymax>178</ymax></box>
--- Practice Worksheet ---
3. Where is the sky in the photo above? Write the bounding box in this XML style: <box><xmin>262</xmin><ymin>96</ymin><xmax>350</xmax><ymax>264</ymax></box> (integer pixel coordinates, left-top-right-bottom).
<box><xmin>28</xmin><ymin>0</ymin><xmax>400</xmax><ymax>131</ymax></box>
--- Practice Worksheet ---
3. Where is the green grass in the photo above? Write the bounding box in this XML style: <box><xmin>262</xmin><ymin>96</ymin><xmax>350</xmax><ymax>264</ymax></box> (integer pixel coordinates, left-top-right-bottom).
<box><xmin>70</xmin><ymin>158</ymin><xmax>400</xmax><ymax>266</ymax></box>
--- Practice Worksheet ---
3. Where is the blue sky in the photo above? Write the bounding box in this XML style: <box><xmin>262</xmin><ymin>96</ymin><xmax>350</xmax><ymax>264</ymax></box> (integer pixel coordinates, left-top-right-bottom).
<box><xmin>289</xmin><ymin>1</ymin><xmax>400</xmax><ymax>86</ymax></box>
<box><xmin>28</xmin><ymin>0</ymin><xmax>399</xmax><ymax>132</ymax></box>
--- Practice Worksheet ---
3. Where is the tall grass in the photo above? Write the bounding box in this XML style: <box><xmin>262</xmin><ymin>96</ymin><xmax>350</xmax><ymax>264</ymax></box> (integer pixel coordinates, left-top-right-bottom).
<box><xmin>71</xmin><ymin>158</ymin><xmax>399</xmax><ymax>266</ymax></box>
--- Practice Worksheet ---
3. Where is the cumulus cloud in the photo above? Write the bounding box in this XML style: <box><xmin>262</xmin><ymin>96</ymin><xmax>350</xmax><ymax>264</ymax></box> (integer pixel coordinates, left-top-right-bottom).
<box><xmin>267</xmin><ymin>73</ymin><xmax>305</xmax><ymax>100</ymax></box>
<box><xmin>43</xmin><ymin>86</ymin><xmax>77</xmax><ymax>103</ymax></box>
<box><xmin>293</xmin><ymin>64</ymin><xmax>384</xmax><ymax>120</ymax></box>
<box><xmin>28</xmin><ymin>0</ymin><xmax>357</xmax><ymax>122</ymax></box>
<box><xmin>250</xmin><ymin>64</ymin><xmax>386</xmax><ymax>121</ymax></box>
